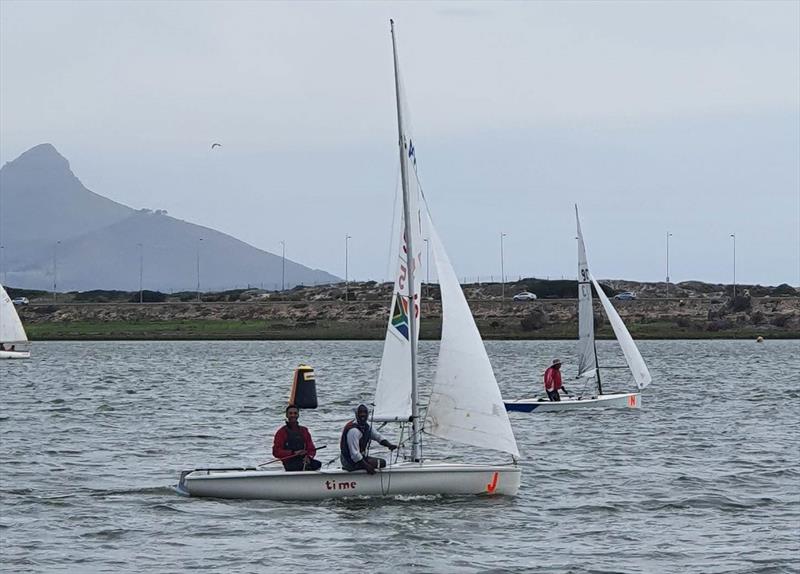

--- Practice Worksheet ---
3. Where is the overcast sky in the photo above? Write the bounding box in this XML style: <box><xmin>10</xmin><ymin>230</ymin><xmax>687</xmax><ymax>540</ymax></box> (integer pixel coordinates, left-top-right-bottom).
<box><xmin>1</xmin><ymin>0</ymin><xmax>798</xmax><ymax>286</ymax></box>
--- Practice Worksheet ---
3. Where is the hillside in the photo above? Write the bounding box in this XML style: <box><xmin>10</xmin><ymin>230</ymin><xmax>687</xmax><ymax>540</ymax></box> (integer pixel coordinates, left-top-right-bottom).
<box><xmin>0</xmin><ymin>144</ymin><xmax>340</xmax><ymax>291</ymax></box>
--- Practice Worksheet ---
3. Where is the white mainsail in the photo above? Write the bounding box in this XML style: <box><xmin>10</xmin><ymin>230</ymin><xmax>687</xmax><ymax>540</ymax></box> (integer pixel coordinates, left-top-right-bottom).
<box><xmin>575</xmin><ymin>207</ymin><xmax>597</xmax><ymax>379</ymax></box>
<box><xmin>374</xmin><ymin>213</ymin><xmax>423</xmax><ymax>420</ymax></box>
<box><xmin>425</xmin><ymin>216</ymin><xmax>520</xmax><ymax>458</ymax></box>
<box><xmin>0</xmin><ymin>284</ymin><xmax>28</xmax><ymax>345</ymax></box>
<box><xmin>590</xmin><ymin>274</ymin><xmax>652</xmax><ymax>390</ymax></box>
<box><xmin>373</xmin><ymin>25</ymin><xmax>424</xmax><ymax>422</ymax></box>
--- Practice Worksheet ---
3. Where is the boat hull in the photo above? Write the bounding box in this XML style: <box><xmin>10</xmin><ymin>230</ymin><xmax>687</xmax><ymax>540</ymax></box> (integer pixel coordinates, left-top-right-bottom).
<box><xmin>176</xmin><ymin>461</ymin><xmax>521</xmax><ymax>500</ymax></box>
<box><xmin>0</xmin><ymin>350</ymin><xmax>30</xmax><ymax>360</ymax></box>
<box><xmin>504</xmin><ymin>392</ymin><xmax>640</xmax><ymax>412</ymax></box>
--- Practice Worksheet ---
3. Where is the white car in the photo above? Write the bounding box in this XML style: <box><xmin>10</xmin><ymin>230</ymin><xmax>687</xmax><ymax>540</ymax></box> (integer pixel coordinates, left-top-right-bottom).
<box><xmin>512</xmin><ymin>291</ymin><xmax>537</xmax><ymax>301</ymax></box>
<box><xmin>11</xmin><ymin>297</ymin><xmax>29</xmax><ymax>306</ymax></box>
<box><xmin>613</xmin><ymin>291</ymin><xmax>637</xmax><ymax>301</ymax></box>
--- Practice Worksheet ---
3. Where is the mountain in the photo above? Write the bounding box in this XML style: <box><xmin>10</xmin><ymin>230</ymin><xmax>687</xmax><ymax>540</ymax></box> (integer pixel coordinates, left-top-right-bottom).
<box><xmin>0</xmin><ymin>144</ymin><xmax>340</xmax><ymax>291</ymax></box>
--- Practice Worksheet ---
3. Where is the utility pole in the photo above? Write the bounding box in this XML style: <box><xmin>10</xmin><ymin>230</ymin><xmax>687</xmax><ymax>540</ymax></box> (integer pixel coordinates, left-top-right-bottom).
<box><xmin>424</xmin><ymin>238</ymin><xmax>429</xmax><ymax>299</ymax></box>
<box><xmin>280</xmin><ymin>240</ymin><xmax>286</xmax><ymax>292</ymax></box>
<box><xmin>500</xmin><ymin>232</ymin><xmax>507</xmax><ymax>302</ymax></box>
<box><xmin>666</xmin><ymin>231</ymin><xmax>673</xmax><ymax>296</ymax></box>
<box><xmin>730</xmin><ymin>233</ymin><xmax>736</xmax><ymax>298</ymax></box>
<box><xmin>138</xmin><ymin>243</ymin><xmax>143</xmax><ymax>303</ymax></box>
<box><xmin>53</xmin><ymin>240</ymin><xmax>61</xmax><ymax>303</ymax></box>
<box><xmin>345</xmin><ymin>234</ymin><xmax>351</xmax><ymax>302</ymax></box>
<box><xmin>196</xmin><ymin>238</ymin><xmax>203</xmax><ymax>302</ymax></box>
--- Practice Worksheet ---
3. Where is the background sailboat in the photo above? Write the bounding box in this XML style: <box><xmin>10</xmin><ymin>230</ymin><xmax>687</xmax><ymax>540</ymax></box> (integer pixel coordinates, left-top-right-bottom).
<box><xmin>176</xmin><ymin>21</ymin><xmax>520</xmax><ymax>500</ymax></box>
<box><xmin>0</xmin><ymin>284</ymin><xmax>31</xmax><ymax>359</ymax></box>
<box><xmin>504</xmin><ymin>206</ymin><xmax>652</xmax><ymax>412</ymax></box>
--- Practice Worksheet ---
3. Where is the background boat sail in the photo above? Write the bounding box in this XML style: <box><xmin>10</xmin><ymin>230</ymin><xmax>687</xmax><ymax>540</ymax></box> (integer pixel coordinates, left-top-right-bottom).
<box><xmin>176</xmin><ymin>21</ymin><xmax>520</xmax><ymax>500</ymax></box>
<box><xmin>0</xmin><ymin>284</ymin><xmax>31</xmax><ymax>359</ymax></box>
<box><xmin>504</xmin><ymin>206</ymin><xmax>652</xmax><ymax>412</ymax></box>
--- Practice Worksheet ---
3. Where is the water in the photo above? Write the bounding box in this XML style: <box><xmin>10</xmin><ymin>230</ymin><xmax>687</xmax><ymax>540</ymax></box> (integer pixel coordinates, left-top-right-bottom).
<box><xmin>1</xmin><ymin>340</ymin><xmax>798</xmax><ymax>573</ymax></box>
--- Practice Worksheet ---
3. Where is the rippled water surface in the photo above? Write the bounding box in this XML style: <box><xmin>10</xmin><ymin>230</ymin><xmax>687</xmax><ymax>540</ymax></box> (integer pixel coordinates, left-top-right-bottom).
<box><xmin>1</xmin><ymin>340</ymin><xmax>798</xmax><ymax>573</ymax></box>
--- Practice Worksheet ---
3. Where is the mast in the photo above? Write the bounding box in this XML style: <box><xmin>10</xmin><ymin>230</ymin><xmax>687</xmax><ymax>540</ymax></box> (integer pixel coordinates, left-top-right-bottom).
<box><xmin>390</xmin><ymin>20</ymin><xmax>421</xmax><ymax>462</ymax></box>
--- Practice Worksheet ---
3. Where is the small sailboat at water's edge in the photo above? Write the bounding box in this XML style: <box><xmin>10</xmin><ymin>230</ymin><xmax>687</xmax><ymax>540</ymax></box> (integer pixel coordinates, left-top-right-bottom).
<box><xmin>504</xmin><ymin>206</ymin><xmax>652</xmax><ymax>412</ymax></box>
<box><xmin>0</xmin><ymin>284</ymin><xmax>31</xmax><ymax>360</ymax></box>
<box><xmin>176</xmin><ymin>21</ymin><xmax>520</xmax><ymax>500</ymax></box>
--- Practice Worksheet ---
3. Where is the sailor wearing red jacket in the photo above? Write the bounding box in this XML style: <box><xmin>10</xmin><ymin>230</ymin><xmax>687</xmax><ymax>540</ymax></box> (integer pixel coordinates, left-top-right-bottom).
<box><xmin>272</xmin><ymin>404</ymin><xmax>322</xmax><ymax>471</ymax></box>
<box><xmin>544</xmin><ymin>358</ymin><xmax>569</xmax><ymax>402</ymax></box>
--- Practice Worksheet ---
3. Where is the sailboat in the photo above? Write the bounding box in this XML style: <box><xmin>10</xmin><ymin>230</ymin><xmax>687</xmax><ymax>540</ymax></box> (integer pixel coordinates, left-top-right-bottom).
<box><xmin>176</xmin><ymin>21</ymin><xmax>520</xmax><ymax>500</ymax></box>
<box><xmin>0</xmin><ymin>284</ymin><xmax>31</xmax><ymax>360</ymax></box>
<box><xmin>504</xmin><ymin>206</ymin><xmax>651</xmax><ymax>412</ymax></box>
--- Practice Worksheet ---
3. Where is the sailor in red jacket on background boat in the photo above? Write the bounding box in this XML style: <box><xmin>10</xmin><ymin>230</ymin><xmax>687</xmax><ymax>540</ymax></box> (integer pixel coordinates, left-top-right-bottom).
<box><xmin>544</xmin><ymin>358</ymin><xmax>570</xmax><ymax>402</ymax></box>
<box><xmin>272</xmin><ymin>404</ymin><xmax>322</xmax><ymax>471</ymax></box>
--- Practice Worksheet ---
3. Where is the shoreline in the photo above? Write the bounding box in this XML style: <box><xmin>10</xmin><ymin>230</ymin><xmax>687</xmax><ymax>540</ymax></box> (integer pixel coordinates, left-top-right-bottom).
<box><xmin>18</xmin><ymin>297</ymin><xmax>800</xmax><ymax>341</ymax></box>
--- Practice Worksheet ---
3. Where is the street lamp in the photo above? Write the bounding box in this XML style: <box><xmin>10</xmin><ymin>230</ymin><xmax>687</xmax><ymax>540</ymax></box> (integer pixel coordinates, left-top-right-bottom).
<box><xmin>730</xmin><ymin>233</ymin><xmax>736</xmax><ymax>299</ymax></box>
<box><xmin>424</xmin><ymin>238</ymin><xmax>430</xmax><ymax>299</ymax></box>
<box><xmin>53</xmin><ymin>240</ymin><xmax>61</xmax><ymax>303</ymax></box>
<box><xmin>500</xmin><ymin>232</ymin><xmax>507</xmax><ymax>302</ymax></box>
<box><xmin>138</xmin><ymin>243</ymin><xmax>143</xmax><ymax>303</ymax></box>
<box><xmin>196</xmin><ymin>238</ymin><xmax>203</xmax><ymax>302</ymax></box>
<box><xmin>345</xmin><ymin>235</ymin><xmax>351</xmax><ymax>302</ymax></box>
<box><xmin>0</xmin><ymin>244</ymin><xmax>5</xmax><ymax>285</ymax></box>
<box><xmin>280</xmin><ymin>240</ymin><xmax>286</xmax><ymax>292</ymax></box>
<box><xmin>666</xmin><ymin>232</ymin><xmax>673</xmax><ymax>296</ymax></box>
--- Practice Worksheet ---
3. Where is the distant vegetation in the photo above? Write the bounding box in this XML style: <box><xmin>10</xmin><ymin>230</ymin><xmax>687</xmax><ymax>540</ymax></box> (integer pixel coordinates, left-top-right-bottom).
<box><xmin>4</xmin><ymin>278</ymin><xmax>797</xmax><ymax>304</ymax></box>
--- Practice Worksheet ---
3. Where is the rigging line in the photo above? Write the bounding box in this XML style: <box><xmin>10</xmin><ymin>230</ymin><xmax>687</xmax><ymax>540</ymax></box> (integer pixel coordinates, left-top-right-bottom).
<box><xmin>365</xmin><ymin>405</ymin><xmax>377</xmax><ymax>460</ymax></box>
<box><xmin>575</xmin><ymin>375</ymin><xmax>594</xmax><ymax>399</ymax></box>
<box><xmin>384</xmin><ymin>162</ymin><xmax>402</xmax><ymax>284</ymax></box>
<box><xmin>382</xmin><ymin>422</ymin><xmax>403</xmax><ymax>496</ymax></box>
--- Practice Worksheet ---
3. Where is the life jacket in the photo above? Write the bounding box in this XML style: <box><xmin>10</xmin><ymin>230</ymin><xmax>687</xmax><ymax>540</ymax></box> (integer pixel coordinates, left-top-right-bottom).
<box><xmin>544</xmin><ymin>366</ymin><xmax>563</xmax><ymax>392</ymax></box>
<box><xmin>283</xmin><ymin>424</ymin><xmax>306</xmax><ymax>452</ymax></box>
<box><xmin>339</xmin><ymin>420</ymin><xmax>370</xmax><ymax>467</ymax></box>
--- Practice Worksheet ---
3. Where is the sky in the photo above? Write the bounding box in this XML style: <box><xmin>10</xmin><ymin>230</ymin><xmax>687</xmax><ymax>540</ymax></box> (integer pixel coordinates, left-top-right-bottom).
<box><xmin>1</xmin><ymin>0</ymin><xmax>798</xmax><ymax>286</ymax></box>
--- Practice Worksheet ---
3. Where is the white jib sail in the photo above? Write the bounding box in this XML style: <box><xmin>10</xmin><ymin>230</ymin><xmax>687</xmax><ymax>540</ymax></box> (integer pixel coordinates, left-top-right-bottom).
<box><xmin>373</xmin><ymin>154</ymin><xmax>423</xmax><ymax>422</ymax></box>
<box><xmin>0</xmin><ymin>284</ymin><xmax>28</xmax><ymax>344</ymax></box>
<box><xmin>590</xmin><ymin>275</ymin><xmax>652</xmax><ymax>390</ymax></box>
<box><xmin>424</xmin><ymin>217</ymin><xmax>519</xmax><ymax>457</ymax></box>
<box><xmin>575</xmin><ymin>207</ymin><xmax>597</xmax><ymax>379</ymax></box>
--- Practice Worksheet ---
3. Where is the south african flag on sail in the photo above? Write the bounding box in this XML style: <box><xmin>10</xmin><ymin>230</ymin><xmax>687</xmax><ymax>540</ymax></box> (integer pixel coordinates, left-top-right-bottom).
<box><xmin>391</xmin><ymin>293</ymin><xmax>410</xmax><ymax>341</ymax></box>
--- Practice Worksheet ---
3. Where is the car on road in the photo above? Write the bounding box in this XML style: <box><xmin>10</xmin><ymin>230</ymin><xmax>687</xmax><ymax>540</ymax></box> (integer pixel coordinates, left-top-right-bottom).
<box><xmin>512</xmin><ymin>291</ymin><xmax>537</xmax><ymax>301</ymax></box>
<box><xmin>613</xmin><ymin>291</ymin><xmax>637</xmax><ymax>301</ymax></box>
<box><xmin>11</xmin><ymin>297</ymin><xmax>29</xmax><ymax>306</ymax></box>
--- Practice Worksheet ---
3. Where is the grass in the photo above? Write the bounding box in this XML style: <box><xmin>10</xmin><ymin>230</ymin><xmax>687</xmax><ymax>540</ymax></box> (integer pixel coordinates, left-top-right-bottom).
<box><xmin>25</xmin><ymin>318</ymin><xmax>797</xmax><ymax>340</ymax></box>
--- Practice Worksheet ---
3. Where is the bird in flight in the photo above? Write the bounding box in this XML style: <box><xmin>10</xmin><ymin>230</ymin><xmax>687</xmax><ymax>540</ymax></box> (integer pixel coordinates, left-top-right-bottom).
<box><xmin>211</xmin><ymin>143</ymin><xmax>222</xmax><ymax>149</ymax></box>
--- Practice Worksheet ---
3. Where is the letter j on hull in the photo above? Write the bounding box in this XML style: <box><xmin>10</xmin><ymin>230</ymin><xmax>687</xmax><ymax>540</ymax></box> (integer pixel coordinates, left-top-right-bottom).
<box><xmin>486</xmin><ymin>472</ymin><xmax>499</xmax><ymax>493</ymax></box>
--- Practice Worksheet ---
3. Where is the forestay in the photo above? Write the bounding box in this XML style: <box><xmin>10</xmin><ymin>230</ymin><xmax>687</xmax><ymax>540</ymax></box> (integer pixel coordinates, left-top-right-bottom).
<box><xmin>575</xmin><ymin>207</ymin><xmax>597</xmax><ymax>379</ymax></box>
<box><xmin>424</xmin><ymin>215</ymin><xmax>519</xmax><ymax>458</ymax></box>
<box><xmin>0</xmin><ymin>284</ymin><xmax>28</xmax><ymax>345</ymax></box>
<box><xmin>590</xmin><ymin>275</ymin><xmax>652</xmax><ymax>390</ymax></box>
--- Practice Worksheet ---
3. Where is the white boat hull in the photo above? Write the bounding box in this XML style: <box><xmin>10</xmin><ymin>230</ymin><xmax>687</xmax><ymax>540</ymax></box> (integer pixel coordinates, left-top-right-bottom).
<box><xmin>504</xmin><ymin>392</ymin><xmax>640</xmax><ymax>412</ymax></box>
<box><xmin>176</xmin><ymin>461</ymin><xmax>521</xmax><ymax>500</ymax></box>
<box><xmin>0</xmin><ymin>350</ymin><xmax>30</xmax><ymax>360</ymax></box>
